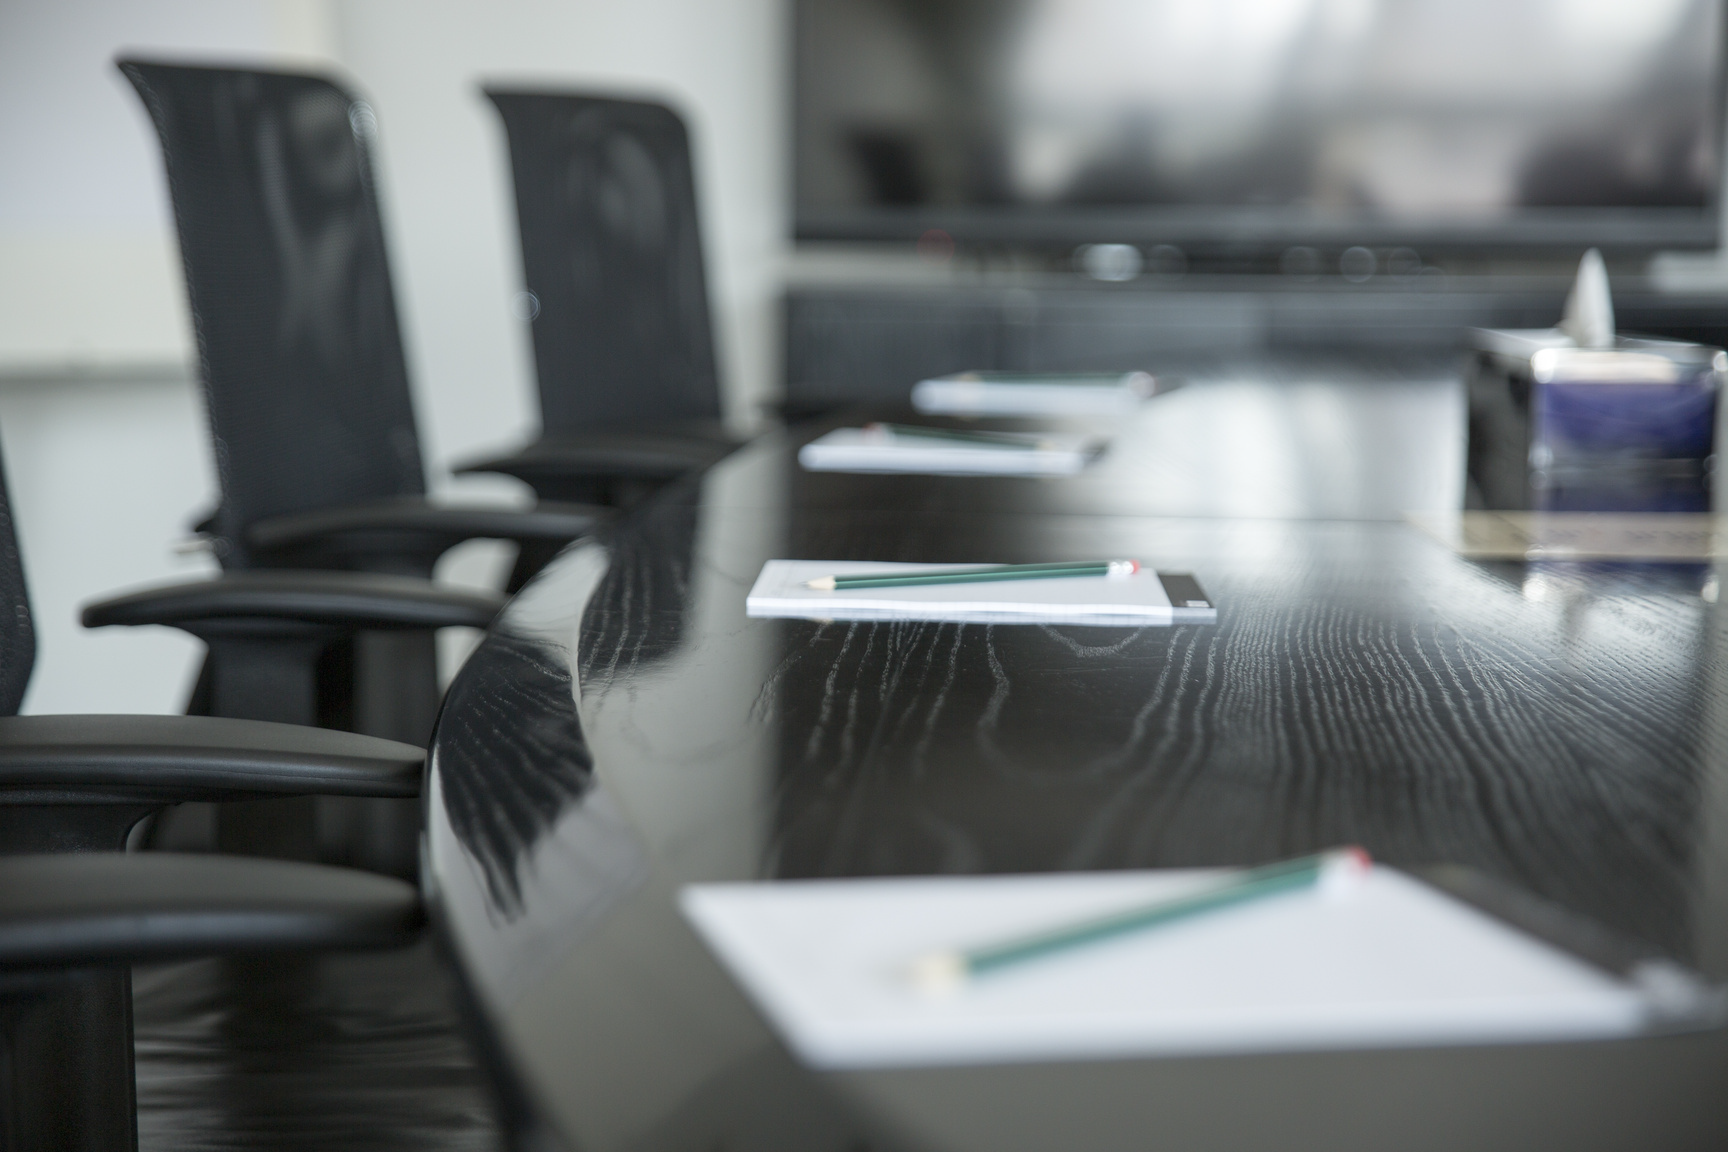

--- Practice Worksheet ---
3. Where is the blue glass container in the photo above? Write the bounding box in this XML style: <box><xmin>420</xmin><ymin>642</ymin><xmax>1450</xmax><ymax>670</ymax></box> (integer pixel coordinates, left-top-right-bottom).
<box><xmin>1466</xmin><ymin>331</ymin><xmax>1725</xmax><ymax>512</ymax></box>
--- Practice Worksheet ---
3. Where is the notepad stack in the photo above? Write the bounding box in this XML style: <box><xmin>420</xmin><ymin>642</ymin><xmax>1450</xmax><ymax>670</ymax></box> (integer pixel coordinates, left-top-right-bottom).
<box><xmin>745</xmin><ymin>560</ymin><xmax>1216</xmax><ymax>626</ymax></box>
<box><xmin>681</xmin><ymin>864</ymin><xmax>1721</xmax><ymax>1069</ymax></box>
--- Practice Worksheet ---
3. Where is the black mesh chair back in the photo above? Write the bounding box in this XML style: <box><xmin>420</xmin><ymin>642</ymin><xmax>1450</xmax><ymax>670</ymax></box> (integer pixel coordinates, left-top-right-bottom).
<box><xmin>486</xmin><ymin>90</ymin><xmax>722</xmax><ymax>434</ymax></box>
<box><xmin>119</xmin><ymin>60</ymin><xmax>425</xmax><ymax>567</ymax></box>
<box><xmin>0</xmin><ymin>442</ymin><xmax>35</xmax><ymax>718</ymax></box>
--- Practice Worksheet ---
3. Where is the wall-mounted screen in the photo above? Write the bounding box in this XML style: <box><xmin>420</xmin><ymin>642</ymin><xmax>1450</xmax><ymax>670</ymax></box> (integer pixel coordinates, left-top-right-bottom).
<box><xmin>794</xmin><ymin>0</ymin><xmax>1725</xmax><ymax>252</ymax></box>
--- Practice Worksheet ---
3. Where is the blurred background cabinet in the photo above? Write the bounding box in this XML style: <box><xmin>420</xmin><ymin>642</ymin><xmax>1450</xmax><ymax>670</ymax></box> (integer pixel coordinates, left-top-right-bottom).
<box><xmin>785</xmin><ymin>280</ymin><xmax>1728</xmax><ymax>411</ymax></box>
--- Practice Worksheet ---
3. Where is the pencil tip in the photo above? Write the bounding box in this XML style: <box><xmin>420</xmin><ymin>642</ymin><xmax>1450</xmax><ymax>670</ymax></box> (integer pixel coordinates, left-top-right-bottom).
<box><xmin>905</xmin><ymin>950</ymin><xmax>968</xmax><ymax>995</ymax></box>
<box><xmin>804</xmin><ymin>576</ymin><xmax>837</xmax><ymax>591</ymax></box>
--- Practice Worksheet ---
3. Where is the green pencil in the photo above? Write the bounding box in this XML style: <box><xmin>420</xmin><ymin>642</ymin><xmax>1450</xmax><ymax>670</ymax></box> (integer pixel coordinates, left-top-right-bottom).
<box><xmin>905</xmin><ymin>847</ymin><xmax>1372</xmax><ymax>993</ymax></box>
<box><xmin>803</xmin><ymin>559</ymin><xmax>1140</xmax><ymax>591</ymax></box>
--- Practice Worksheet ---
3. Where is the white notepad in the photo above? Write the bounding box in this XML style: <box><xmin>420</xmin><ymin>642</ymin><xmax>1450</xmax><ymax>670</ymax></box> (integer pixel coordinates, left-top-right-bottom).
<box><xmin>744</xmin><ymin>561</ymin><xmax>1215</xmax><ymax>625</ymax></box>
<box><xmin>912</xmin><ymin>371</ymin><xmax>1156</xmax><ymax>416</ymax></box>
<box><xmin>680</xmin><ymin>868</ymin><xmax>1675</xmax><ymax>1069</ymax></box>
<box><xmin>797</xmin><ymin>427</ymin><xmax>1104</xmax><ymax>476</ymax></box>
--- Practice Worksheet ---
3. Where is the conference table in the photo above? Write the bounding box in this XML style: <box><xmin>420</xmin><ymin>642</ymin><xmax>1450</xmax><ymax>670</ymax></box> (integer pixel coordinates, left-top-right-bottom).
<box><xmin>424</xmin><ymin>354</ymin><xmax>1728</xmax><ymax>1152</ymax></box>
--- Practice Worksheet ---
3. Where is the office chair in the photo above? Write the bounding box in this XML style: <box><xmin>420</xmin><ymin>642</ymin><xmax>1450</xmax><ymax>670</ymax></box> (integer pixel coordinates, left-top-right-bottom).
<box><xmin>112</xmin><ymin>59</ymin><xmax>609</xmax><ymax>749</ymax></box>
<box><xmin>79</xmin><ymin>569</ymin><xmax>495</xmax><ymax>874</ymax></box>
<box><xmin>117</xmin><ymin>58</ymin><xmax>606</xmax><ymax>580</ymax></box>
<box><xmin>459</xmin><ymin>90</ymin><xmax>742</xmax><ymax>568</ymax></box>
<box><xmin>0</xmin><ymin>852</ymin><xmax>423</xmax><ymax>1151</ymax></box>
<box><xmin>0</xmin><ymin>434</ymin><xmax>433</xmax><ymax>1150</ymax></box>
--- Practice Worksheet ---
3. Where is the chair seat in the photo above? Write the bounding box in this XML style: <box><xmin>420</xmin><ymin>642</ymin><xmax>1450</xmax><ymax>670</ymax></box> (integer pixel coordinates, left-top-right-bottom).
<box><xmin>0</xmin><ymin>853</ymin><xmax>422</xmax><ymax>970</ymax></box>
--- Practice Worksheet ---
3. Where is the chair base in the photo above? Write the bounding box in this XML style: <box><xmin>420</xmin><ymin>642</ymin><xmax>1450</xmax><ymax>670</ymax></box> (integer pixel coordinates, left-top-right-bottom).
<box><xmin>0</xmin><ymin>967</ymin><xmax>135</xmax><ymax>1152</ymax></box>
<box><xmin>196</xmin><ymin>630</ymin><xmax>432</xmax><ymax>880</ymax></box>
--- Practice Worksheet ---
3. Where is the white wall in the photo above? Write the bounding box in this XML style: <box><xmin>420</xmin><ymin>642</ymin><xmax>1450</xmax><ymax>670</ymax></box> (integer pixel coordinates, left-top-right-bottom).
<box><xmin>0</xmin><ymin>0</ymin><xmax>788</xmax><ymax>714</ymax></box>
<box><xmin>0</xmin><ymin>0</ymin><xmax>336</xmax><ymax>371</ymax></box>
<box><xmin>0</xmin><ymin>377</ymin><xmax>218</xmax><ymax>714</ymax></box>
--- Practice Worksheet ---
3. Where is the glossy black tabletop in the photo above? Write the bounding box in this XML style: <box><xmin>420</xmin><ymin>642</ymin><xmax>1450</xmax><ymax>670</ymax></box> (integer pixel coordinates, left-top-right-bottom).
<box><xmin>426</xmin><ymin>359</ymin><xmax>1728</xmax><ymax>1152</ymax></box>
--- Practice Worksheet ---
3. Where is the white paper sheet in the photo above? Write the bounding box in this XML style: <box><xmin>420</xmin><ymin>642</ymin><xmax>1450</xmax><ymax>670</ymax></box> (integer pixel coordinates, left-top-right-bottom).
<box><xmin>745</xmin><ymin>560</ymin><xmax>1207</xmax><ymax>625</ymax></box>
<box><xmin>680</xmin><ymin>868</ymin><xmax>1651</xmax><ymax>1069</ymax></box>
<box><xmin>797</xmin><ymin>427</ymin><xmax>1104</xmax><ymax>475</ymax></box>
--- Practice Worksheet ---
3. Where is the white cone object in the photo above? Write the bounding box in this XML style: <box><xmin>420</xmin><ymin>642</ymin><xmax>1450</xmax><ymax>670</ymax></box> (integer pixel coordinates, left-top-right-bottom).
<box><xmin>1559</xmin><ymin>248</ymin><xmax>1615</xmax><ymax>349</ymax></box>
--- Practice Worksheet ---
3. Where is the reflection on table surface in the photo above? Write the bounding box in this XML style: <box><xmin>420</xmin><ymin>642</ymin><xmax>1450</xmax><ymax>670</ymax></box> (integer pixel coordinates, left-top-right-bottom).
<box><xmin>772</xmin><ymin>353</ymin><xmax>1467</xmax><ymax>521</ymax></box>
<box><xmin>426</xmin><ymin>361</ymin><xmax>1728</xmax><ymax>1152</ymax></box>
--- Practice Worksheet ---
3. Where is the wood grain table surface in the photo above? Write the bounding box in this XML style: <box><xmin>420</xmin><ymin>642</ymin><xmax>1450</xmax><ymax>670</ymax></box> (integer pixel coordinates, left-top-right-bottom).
<box><xmin>427</xmin><ymin>362</ymin><xmax>1728</xmax><ymax>1152</ymax></box>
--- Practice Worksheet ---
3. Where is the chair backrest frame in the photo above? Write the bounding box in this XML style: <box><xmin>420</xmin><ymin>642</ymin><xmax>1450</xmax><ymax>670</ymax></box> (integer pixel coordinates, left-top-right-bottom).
<box><xmin>0</xmin><ymin>440</ymin><xmax>36</xmax><ymax>718</ymax></box>
<box><xmin>486</xmin><ymin>89</ymin><xmax>722</xmax><ymax>435</ymax></box>
<box><xmin>120</xmin><ymin>59</ymin><xmax>427</xmax><ymax>567</ymax></box>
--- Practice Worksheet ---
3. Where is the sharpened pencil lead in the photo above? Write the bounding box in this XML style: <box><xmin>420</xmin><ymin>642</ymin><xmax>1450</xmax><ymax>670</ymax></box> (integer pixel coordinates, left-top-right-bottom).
<box><xmin>904</xmin><ymin>950</ymin><xmax>968</xmax><ymax>995</ymax></box>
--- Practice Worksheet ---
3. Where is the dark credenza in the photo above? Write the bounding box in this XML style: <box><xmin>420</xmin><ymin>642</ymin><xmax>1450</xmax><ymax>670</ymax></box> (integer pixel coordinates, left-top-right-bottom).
<box><xmin>784</xmin><ymin>279</ymin><xmax>1728</xmax><ymax>408</ymax></box>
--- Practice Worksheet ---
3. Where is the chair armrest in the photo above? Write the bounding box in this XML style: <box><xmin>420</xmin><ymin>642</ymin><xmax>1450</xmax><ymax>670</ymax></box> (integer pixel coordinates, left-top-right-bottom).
<box><xmin>81</xmin><ymin>571</ymin><xmax>502</xmax><ymax>633</ymax></box>
<box><xmin>0</xmin><ymin>715</ymin><xmax>422</xmax><ymax>799</ymax></box>
<box><xmin>0</xmin><ymin>853</ymin><xmax>421</xmax><ymax>969</ymax></box>
<box><xmin>243</xmin><ymin>496</ymin><xmax>607</xmax><ymax>562</ymax></box>
<box><xmin>456</xmin><ymin>432</ymin><xmax>739</xmax><ymax>485</ymax></box>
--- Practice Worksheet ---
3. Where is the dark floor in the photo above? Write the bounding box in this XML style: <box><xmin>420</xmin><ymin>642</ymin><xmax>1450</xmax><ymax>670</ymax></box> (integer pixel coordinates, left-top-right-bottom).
<box><xmin>132</xmin><ymin>939</ymin><xmax>501</xmax><ymax>1151</ymax></box>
